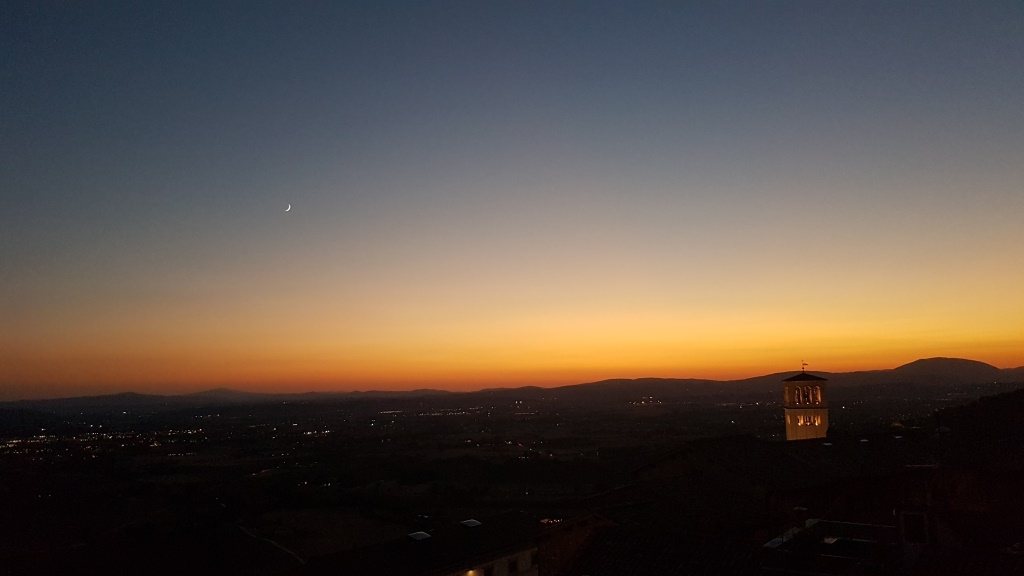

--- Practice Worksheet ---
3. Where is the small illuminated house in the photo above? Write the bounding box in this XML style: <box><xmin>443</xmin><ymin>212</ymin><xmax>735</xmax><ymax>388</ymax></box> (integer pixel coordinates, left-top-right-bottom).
<box><xmin>783</xmin><ymin>371</ymin><xmax>829</xmax><ymax>441</ymax></box>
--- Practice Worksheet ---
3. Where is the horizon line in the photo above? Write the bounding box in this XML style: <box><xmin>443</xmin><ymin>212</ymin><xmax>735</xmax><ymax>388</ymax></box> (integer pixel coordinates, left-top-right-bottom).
<box><xmin>5</xmin><ymin>356</ymin><xmax>1021</xmax><ymax>403</ymax></box>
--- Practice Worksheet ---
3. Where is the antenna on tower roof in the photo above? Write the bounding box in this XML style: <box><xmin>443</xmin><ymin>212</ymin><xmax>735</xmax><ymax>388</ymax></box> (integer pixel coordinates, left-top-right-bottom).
<box><xmin>801</xmin><ymin>360</ymin><xmax>808</xmax><ymax>373</ymax></box>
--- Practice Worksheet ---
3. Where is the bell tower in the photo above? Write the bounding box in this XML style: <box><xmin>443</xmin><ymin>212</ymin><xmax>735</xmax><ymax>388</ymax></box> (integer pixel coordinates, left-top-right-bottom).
<box><xmin>783</xmin><ymin>367</ymin><xmax>829</xmax><ymax>441</ymax></box>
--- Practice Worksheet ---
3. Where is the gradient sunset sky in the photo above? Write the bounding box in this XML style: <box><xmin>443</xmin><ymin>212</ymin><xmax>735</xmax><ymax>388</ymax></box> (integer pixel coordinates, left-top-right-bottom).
<box><xmin>3</xmin><ymin>2</ymin><xmax>1023</xmax><ymax>400</ymax></box>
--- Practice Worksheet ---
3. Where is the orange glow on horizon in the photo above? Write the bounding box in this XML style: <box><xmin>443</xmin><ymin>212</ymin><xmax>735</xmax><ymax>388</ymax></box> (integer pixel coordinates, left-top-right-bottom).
<box><xmin>5</xmin><ymin>314</ymin><xmax>1022</xmax><ymax>400</ymax></box>
<box><xmin>6</xmin><ymin>244</ymin><xmax>1024</xmax><ymax>400</ymax></box>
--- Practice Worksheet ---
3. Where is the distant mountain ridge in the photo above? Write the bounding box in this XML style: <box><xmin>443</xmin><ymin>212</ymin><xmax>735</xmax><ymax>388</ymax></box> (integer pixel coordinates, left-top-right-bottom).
<box><xmin>892</xmin><ymin>357</ymin><xmax>1002</xmax><ymax>383</ymax></box>
<box><xmin>3</xmin><ymin>357</ymin><xmax>1022</xmax><ymax>411</ymax></box>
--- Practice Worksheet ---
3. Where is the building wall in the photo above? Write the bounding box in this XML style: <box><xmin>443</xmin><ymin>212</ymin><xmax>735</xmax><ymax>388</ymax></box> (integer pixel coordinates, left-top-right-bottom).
<box><xmin>447</xmin><ymin>548</ymin><xmax>539</xmax><ymax>576</ymax></box>
<box><xmin>784</xmin><ymin>408</ymin><xmax>829</xmax><ymax>441</ymax></box>
<box><xmin>537</xmin><ymin>515</ymin><xmax>611</xmax><ymax>576</ymax></box>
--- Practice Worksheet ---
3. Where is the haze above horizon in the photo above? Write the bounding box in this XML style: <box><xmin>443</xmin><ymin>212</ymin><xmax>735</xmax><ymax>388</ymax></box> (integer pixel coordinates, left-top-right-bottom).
<box><xmin>4</xmin><ymin>2</ymin><xmax>1024</xmax><ymax>401</ymax></box>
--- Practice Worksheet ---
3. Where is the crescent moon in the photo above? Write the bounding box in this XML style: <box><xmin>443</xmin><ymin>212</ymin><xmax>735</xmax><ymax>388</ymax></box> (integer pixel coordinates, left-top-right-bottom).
<box><xmin>285</xmin><ymin>204</ymin><xmax>291</xmax><ymax>212</ymax></box>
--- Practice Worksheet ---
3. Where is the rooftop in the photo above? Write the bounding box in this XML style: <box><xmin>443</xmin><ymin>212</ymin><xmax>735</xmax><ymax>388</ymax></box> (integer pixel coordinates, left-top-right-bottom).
<box><xmin>783</xmin><ymin>372</ymin><xmax>828</xmax><ymax>382</ymax></box>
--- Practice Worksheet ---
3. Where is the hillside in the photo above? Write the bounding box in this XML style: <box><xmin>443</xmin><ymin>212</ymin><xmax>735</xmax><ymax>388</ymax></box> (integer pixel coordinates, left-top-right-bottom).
<box><xmin>4</xmin><ymin>357</ymin><xmax>1023</xmax><ymax>412</ymax></box>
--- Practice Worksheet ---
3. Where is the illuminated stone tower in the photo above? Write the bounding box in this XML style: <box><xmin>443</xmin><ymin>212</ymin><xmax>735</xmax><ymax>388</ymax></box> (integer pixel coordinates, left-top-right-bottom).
<box><xmin>783</xmin><ymin>370</ymin><xmax>829</xmax><ymax>441</ymax></box>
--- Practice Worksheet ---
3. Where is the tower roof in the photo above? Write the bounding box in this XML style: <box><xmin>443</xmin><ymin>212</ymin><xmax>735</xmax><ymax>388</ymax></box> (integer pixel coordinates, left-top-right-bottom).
<box><xmin>783</xmin><ymin>372</ymin><xmax>828</xmax><ymax>382</ymax></box>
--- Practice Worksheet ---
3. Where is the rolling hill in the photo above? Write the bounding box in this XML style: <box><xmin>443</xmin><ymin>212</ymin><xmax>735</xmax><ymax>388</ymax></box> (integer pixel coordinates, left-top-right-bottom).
<box><xmin>3</xmin><ymin>357</ymin><xmax>1022</xmax><ymax>412</ymax></box>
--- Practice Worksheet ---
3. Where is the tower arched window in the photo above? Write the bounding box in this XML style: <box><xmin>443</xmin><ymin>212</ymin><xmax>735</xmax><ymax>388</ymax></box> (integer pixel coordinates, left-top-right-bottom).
<box><xmin>813</xmin><ymin>386</ymin><xmax>821</xmax><ymax>404</ymax></box>
<box><xmin>803</xmin><ymin>387</ymin><xmax>811</xmax><ymax>404</ymax></box>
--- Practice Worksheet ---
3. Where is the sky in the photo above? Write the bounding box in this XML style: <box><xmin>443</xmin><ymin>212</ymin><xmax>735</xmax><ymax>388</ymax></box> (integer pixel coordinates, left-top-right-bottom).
<box><xmin>3</xmin><ymin>1</ymin><xmax>1023</xmax><ymax>400</ymax></box>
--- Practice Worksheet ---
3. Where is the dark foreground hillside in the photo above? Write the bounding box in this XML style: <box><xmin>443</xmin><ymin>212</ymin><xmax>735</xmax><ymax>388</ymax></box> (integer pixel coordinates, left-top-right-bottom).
<box><xmin>2</xmin><ymin>377</ymin><xmax>1023</xmax><ymax>575</ymax></box>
